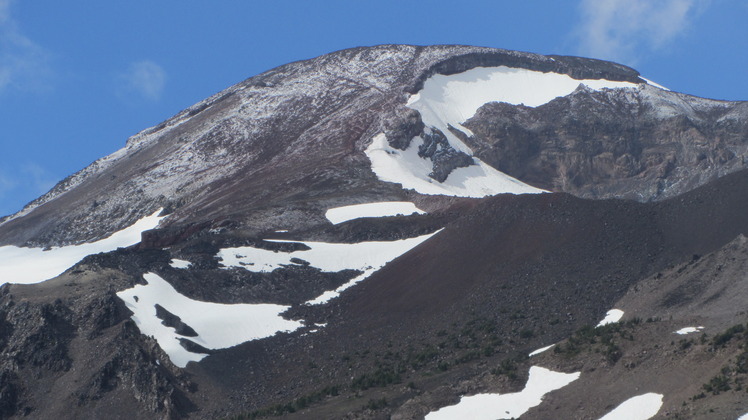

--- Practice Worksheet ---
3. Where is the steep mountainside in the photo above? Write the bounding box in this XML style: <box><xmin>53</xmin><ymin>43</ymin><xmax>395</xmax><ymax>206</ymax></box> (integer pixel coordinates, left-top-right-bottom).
<box><xmin>1</xmin><ymin>45</ymin><xmax>748</xmax><ymax>420</ymax></box>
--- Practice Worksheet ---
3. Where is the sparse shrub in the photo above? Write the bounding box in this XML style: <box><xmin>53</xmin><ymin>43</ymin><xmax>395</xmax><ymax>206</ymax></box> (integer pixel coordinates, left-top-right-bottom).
<box><xmin>351</xmin><ymin>367</ymin><xmax>401</xmax><ymax>390</ymax></box>
<box><xmin>712</xmin><ymin>324</ymin><xmax>745</xmax><ymax>347</ymax></box>
<box><xmin>364</xmin><ymin>398</ymin><xmax>388</xmax><ymax>410</ymax></box>
<box><xmin>703</xmin><ymin>374</ymin><xmax>731</xmax><ymax>395</ymax></box>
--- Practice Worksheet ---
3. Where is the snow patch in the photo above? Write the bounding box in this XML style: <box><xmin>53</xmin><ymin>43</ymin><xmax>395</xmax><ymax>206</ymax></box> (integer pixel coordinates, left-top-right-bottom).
<box><xmin>116</xmin><ymin>273</ymin><xmax>302</xmax><ymax>367</ymax></box>
<box><xmin>0</xmin><ymin>209</ymin><xmax>165</xmax><ymax>285</ymax></box>
<box><xmin>368</xmin><ymin>66</ymin><xmax>637</xmax><ymax>198</ymax></box>
<box><xmin>529</xmin><ymin>344</ymin><xmax>555</xmax><ymax>357</ymax></box>
<box><xmin>596</xmin><ymin>309</ymin><xmax>624</xmax><ymax>327</ymax></box>
<box><xmin>218</xmin><ymin>231</ymin><xmax>439</xmax><ymax>305</ymax></box>
<box><xmin>675</xmin><ymin>326</ymin><xmax>704</xmax><ymax>335</ymax></box>
<box><xmin>366</xmin><ymin>134</ymin><xmax>544</xmax><ymax>197</ymax></box>
<box><xmin>425</xmin><ymin>366</ymin><xmax>580</xmax><ymax>420</ymax></box>
<box><xmin>169</xmin><ymin>259</ymin><xmax>192</xmax><ymax>269</ymax></box>
<box><xmin>640</xmin><ymin>77</ymin><xmax>669</xmax><ymax>91</ymax></box>
<box><xmin>408</xmin><ymin>66</ymin><xmax>639</xmax><ymax>155</ymax></box>
<box><xmin>325</xmin><ymin>201</ymin><xmax>426</xmax><ymax>225</ymax></box>
<box><xmin>598</xmin><ymin>393</ymin><xmax>664</xmax><ymax>420</ymax></box>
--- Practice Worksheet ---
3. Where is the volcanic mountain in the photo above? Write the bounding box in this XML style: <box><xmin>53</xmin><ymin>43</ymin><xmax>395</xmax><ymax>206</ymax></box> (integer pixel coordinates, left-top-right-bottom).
<box><xmin>1</xmin><ymin>45</ymin><xmax>747</xmax><ymax>419</ymax></box>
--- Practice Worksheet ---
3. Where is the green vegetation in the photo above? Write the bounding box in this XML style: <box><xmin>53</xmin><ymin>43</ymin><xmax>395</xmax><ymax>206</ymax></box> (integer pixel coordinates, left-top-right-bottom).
<box><xmin>230</xmin><ymin>385</ymin><xmax>340</xmax><ymax>420</ymax></box>
<box><xmin>227</xmin><ymin>315</ymin><xmax>546</xmax><ymax>419</ymax></box>
<box><xmin>711</xmin><ymin>324</ymin><xmax>745</xmax><ymax>347</ymax></box>
<box><xmin>552</xmin><ymin>319</ymin><xmax>639</xmax><ymax>364</ymax></box>
<box><xmin>364</xmin><ymin>398</ymin><xmax>388</xmax><ymax>410</ymax></box>
<box><xmin>693</xmin><ymin>323</ymin><xmax>748</xmax><ymax>400</ymax></box>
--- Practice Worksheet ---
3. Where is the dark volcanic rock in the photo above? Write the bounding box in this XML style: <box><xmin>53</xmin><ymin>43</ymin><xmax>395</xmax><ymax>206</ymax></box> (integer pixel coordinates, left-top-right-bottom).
<box><xmin>155</xmin><ymin>304</ymin><xmax>198</xmax><ymax>337</ymax></box>
<box><xmin>384</xmin><ymin>107</ymin><xmax>424</xmax><ymax>150</ymax></box>
<box><xmin>465</xmin><ymin>85</ymin><xmax>748</xmax><ymax>201</ymax></box>
<box><xmin>418</xmin><ymin>128</ymin><xmax>475</xmax><ymax>182</ymax></box>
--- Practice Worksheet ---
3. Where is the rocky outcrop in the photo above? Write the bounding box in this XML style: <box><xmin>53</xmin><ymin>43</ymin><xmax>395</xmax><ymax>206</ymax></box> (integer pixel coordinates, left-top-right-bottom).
<box><xmin>418</xmin><ymin>128</ymin><xmax>475</xmax><ymax>182</ymax></box>
<box><xmin>465</xmin><ymin>84</ymin><xmax>748</xmax><ymax>201</ymax></box>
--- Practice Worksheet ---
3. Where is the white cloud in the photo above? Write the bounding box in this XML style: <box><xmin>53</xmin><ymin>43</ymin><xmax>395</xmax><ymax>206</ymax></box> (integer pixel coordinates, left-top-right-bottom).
<box><xmin>575</xmin><ymin>0</ymin><xmax>701</xmax><ymax>64</ymax></box>
<box><xmin>0</xmin><ymin>0</ymin><xmax>52</xmax><ymax>94</ymax></box>
<box><xmin>21</xmin><ymin>163</ymin><xmax>55</xmax><ymax>194</ymax></box>
<box><xmin>119</xmin><ymin>60</ymin><xmax>166</xmax><ymax>101</ymax></box>
<box><xmin>0</xmin><ymin>172</ymin><xmax>16</xmax><ymax>195</ymax></box>
<box><xmin>0</xmin><ymin>0</ymin><xmax>11</xmax><ymax>24</ymax></box>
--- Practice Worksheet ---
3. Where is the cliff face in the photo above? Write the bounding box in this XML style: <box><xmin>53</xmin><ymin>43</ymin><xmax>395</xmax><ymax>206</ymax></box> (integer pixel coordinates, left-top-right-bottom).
<box><xmin>465</xmin><ymin>85</ymin><xmax>748</xmax><ymax>201</ymax></box>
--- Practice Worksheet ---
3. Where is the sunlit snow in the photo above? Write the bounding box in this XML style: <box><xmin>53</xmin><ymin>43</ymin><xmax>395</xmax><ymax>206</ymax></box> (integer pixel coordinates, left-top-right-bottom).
<box><xmin>367</xmin><ymin>66</ymin><xmax>638</xmax><ymax>198</ymax></box>
<box><xmin>366</xmin><ymin>134</ymin><xmax>544</xmax><ymax>197</ymax></box>
<box><xmin>325</xmin><ymin>201</ymin><xmax>426</xmax><ymax>225</ymax></box>
<box><xmin>218</xmin><ymin>231</ymin><xmax>439</xmax><ymax>305</ymax></box>
<box><xmin>596</xmin><ymin>309</ymin><xmax>624</xmax><ymax>327</ymax></box>
<box><xmin>0</xmin><ymin>209</ymin><xmax>164</xmax><ymax>285</ymax></box>
<box><xmin>425</xmin><ymin>366</ymin><xmax>580</xmax><ymax>420</ymax></box>
<box><xmin>738</xmin><ymin>413</ymin><xmax>748</xmax><ymax>420</ymax></box>
<box><xmin>598</xmin><ymin>393</ymin><xmax>663</xmax><ymax>420</ymax></box>
<box><xmin>407</xmin><ymin>66</ymin><xmax>639</xmax><ymax>155</ymax></box>
<box><xmin>529</xmin><ymin>344</ymin><xmax>555</xmax><ymax>357</ymax></box>
<box><xmin>675</xmin><ymin>326</ymin><xmax>704</xmax><ymax>335</ymax></box>
<box><xmin>640</xmin><ymin>77</ymin><xmax>669</xmax><ymax>91</ymax></box>
<box><xmin>117</xmin><ymin>272</ymin><xmax>302</xmax><ymax>367</ymax></box>
<box><xmin>169</xmin><ymin>259</ymin><xmax>192</xmax><ymax>269</ymax></box>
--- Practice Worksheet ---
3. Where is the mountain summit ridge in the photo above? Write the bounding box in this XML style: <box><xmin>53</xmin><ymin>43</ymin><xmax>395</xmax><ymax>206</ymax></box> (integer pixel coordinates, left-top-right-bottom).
<box><xmin>0</xmin><ymin>44</ymin><xmax>654</xmax><ymax>247</ymax></box>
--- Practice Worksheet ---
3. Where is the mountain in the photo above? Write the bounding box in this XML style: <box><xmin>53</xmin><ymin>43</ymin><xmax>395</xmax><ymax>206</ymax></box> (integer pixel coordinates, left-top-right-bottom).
<box><xmin>0</xmin><ymin>44</ymin><xmax>747</xmax><ymax>419</ymax></box>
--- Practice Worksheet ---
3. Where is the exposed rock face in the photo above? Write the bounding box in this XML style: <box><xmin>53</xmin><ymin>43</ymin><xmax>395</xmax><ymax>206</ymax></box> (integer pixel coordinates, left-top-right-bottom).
<box><xmin>0</xmin><ymin>252</ymin><xmax>196</xmax><ymax>419</ymax></box>
<box><xmin>464</xmin><ymin>85</ymin><xmax>748</xmax><ymax>201</ymax></box>
<box><xmin>417</xmin><ymin>128</ymin><xmax>475</xmax><ymax>182</ymax></box>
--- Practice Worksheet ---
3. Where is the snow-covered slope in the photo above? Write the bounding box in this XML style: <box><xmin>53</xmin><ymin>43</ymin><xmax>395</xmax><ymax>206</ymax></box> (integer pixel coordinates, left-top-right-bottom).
<box><xmin>0</xmin><ymin>209</ymin><xmax>164</xmax><ymax>285</ymax></box>
<box><xmin>117</xmin><ymin>273</ymin><xmax>303</xmax><ymax>367</ymax></box>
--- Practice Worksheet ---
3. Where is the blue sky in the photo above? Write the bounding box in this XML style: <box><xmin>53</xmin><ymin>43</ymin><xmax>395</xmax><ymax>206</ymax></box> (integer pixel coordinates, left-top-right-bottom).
<box><xmin>1</xmin><ymin>0</ymin><xmax>746</xmax><ymax>217</ymax></box>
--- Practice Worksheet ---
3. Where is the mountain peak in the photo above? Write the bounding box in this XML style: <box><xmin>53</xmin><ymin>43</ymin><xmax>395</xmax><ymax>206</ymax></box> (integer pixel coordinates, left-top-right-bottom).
<box><xmin>1</xmin><ymin>46</ymin><xmax>747</xmax><ymax>418</ymax></box>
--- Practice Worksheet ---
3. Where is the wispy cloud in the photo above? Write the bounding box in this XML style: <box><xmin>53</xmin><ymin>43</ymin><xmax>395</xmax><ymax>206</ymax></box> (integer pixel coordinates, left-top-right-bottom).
<box><xmin>0</xmin><ymin>162</ymin><xmax>58</xmax><ymax>216</ymax></box>
<box><xmin>0</xmin><ymin>0</ymin><xmax>52</xmax><ymax>94</ymax></box>
<box><xmin>21</xmin><ymin>163</ymin><xmax>56</xmax><ymax>194</ymax></box>
<box><xmin>0</xmin><ymin>171</ymin><xmax>16</xmax><ymax>195</ymax></box>
<box><xmin>574</xmin><ymin>0</ymin><xmax>703</xmax><ymax>64</ymax></box>
<box><xmin>118</xmin><ymin>60</ymin><xmax>167</xmax><ymax>101</ymax></box>
<box><xmin>0</xmin><ymin>0</ymin><xmax>10</xmax><ymax>23</ymax></box>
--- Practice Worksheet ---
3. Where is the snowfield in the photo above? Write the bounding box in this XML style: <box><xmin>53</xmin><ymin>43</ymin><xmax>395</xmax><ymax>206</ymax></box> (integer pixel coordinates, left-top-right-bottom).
<box><xmin>596</xmin><ymin>309</ymin><xmax>624</xmax><ymax>327</ymax></box>
<box><xmin>366</xmin><ymin>134</ymin><xmax>544</xmax><ymax>197</ymax></box>
<box><xmin>598</xmin><ymin>393</ymin><xmax>663</xmax><ymax>420</ymax></box>
<box><xmin>407</xmin><ymin>66</ymin><xmax>639</xmax><ymax>153</ymax></box>
<box><xmin>0</xmin><ymin>209</ymin><xmax>164</xmax><ymax>285</ymax></box>
<box><xmin>218</xmin><ymin>231</ymin><xmax>439</xmax><ymax>305</ymax></box>
<box><xmin>425</xmin><ymin>366</ymin><xmax>580</xmax><ymax>419</ymax></box>
<box><xmin>117</xmin><ymin>273</ymin><xmax>302</xmax><ymax>367</ymax></box>
<box><xmin>324</xmin><ymin>201</ymin><xmax>426</xmax><ymax>225</ymax></box>
<box><xmin>367</xmin><ymin>66</ymin><xmax>638</xmax><ymax>198</ymax></box>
